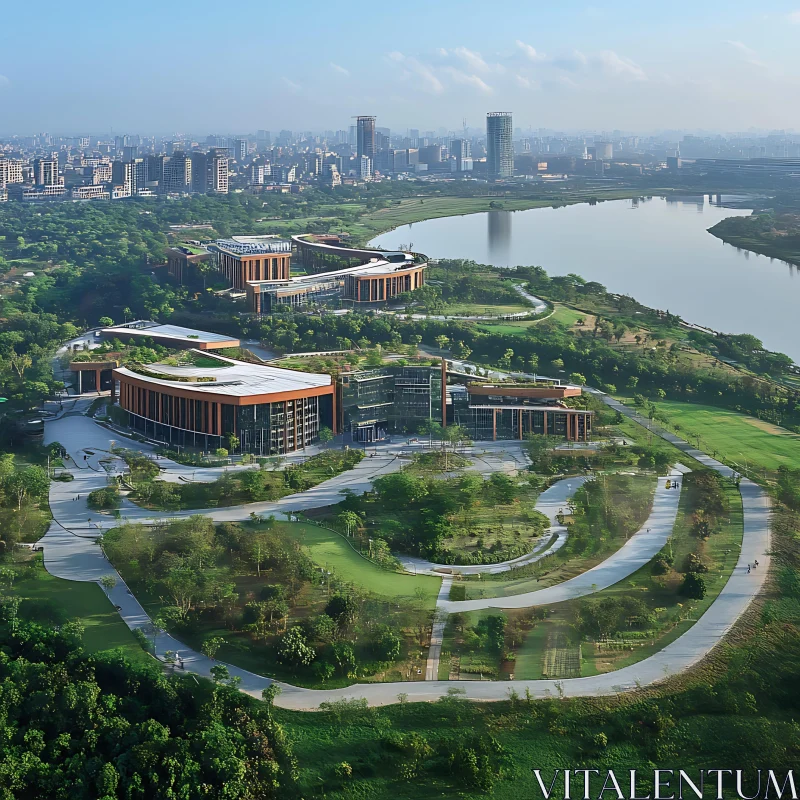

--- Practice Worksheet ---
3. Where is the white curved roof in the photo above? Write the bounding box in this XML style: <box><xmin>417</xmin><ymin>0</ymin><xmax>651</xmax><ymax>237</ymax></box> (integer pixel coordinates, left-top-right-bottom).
<box><xmin>115</xmin><ymin>354</ymin><xmax>331</xmax><ymax>398</ymax></box>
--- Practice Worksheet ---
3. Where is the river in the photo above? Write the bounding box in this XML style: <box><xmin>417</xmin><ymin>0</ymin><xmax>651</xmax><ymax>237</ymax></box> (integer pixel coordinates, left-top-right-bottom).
<box><xmin>369</xmin><ymin>195</ymin><xmax>799</xmax><ymax>363</ymax></box>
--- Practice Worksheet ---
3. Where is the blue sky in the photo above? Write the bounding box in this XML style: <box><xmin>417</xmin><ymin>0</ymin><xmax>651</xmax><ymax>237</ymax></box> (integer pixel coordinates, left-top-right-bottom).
<box><xmin>2</xmin><ymin>0</ymin><xmax>800</xmax><ymax>135</ymax></box>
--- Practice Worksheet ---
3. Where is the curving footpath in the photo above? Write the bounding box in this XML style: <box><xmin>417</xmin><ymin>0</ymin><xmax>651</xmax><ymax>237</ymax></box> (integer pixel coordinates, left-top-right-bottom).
<box><xmin>440</xmin><ymin>468</ymin><xmax>687</xmax><ymax>612</ymax></box>
<box><xmin>398</xmin><ymin>476</ymin><xmax>588</xmax><ymax>576</ymax></box>
<box><xmin>38</xmin><ymin>393</ymin><xmax>770</xmax><ymax>711</ymax></box>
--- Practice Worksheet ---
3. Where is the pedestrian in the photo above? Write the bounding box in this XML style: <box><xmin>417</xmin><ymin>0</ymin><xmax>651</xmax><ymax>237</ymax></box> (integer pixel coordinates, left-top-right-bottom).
<box><xmin>747</xmin><ymin>565</ymin><xmax>751</xmax><ymax>574</ymax></box>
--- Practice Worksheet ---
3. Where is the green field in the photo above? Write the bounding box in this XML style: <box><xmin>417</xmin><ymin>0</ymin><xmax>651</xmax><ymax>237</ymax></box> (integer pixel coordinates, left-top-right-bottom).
<box><xmin>273</xmin><ymin>522</ymin><xmax>442</xmax><ymax>609</ymax></box>
<box><xmin>356</xmin><ymin>197</ymin><xmax>556</xmax><ymax>239</ymax></box>
<box><xmin>648</xmin><ymin>400</ymin><xmax>800</xmax><ymax>475</ymax></box>
<box><xmin>11</xmin><ymin>556</ymin><xmax>148</xmax><ymax>661</ymax></box>
<box><xmin>438</xmin><ymin>302</ymin><xmax>533</xmax><ymax>317</ymax></box>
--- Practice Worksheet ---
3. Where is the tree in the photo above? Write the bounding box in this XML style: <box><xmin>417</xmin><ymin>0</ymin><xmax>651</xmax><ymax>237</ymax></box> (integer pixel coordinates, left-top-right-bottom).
<box><xmin>210</xmin><ymin>664</ymin><xmax>230</xmax><ymax>684</ymax></box>
<box><xmin>418</xmin><ymin>418</ymin><xmax>442</xmax><ymax>445</ymax></box>
<box><xmin>226</xmin><ymin>434</ymin><xmax>240</xmax><ymax>452</ymax></box>
<box><xmin>98</xmin><ymin>316</ymin><xmax>114</xmax><ymax>327</ymax></box>
<box><xmin>202</xmin><ymin>636</ymin><xmax>225</xmax><ymax>660</ymax></box>
<box><xmin>498</xmin><ymin>349</ymin><xmax>514</xmax><ymax>369</ymax></box>
<box><xmin>5</xmin><ymin>466</ymin><xmax>49</xmax><ymax>511</ymax></box>
<box><xmin>434</xmin><ymin>335</ymin><xmax>450</xmax><ymax>351</ymax></box>
<box><xmin>569</xmin><ymin>372</ymin><xmax>587</xmax><ymax>386</ymax></box>
<box><xmin>337</xmin><ymin>510</ymin><xmax>361</xmax><ymax>537</ymax></box>
<box><xmin>277</xmin><ymin>626</ymin><xmax>316</xmax><ymax>667</ymax></box>
<box><xmin>100</xmin><ymin>574</ymin><xmax>117</xmax><ymax>591</ymax></box>
<box><xmin>373</xmin><ymin>626</ymin><xmax>402</xmax><ymax>662</ymax></box>
<box><xmin>262</xmin><ymin>683</ymin><xmax>282</xmax><ymax>719</ymax></box>
<box><xmin>318</xmin><ymin>426</ymin><xmax>334</xmax><ymax>444</ymax></box>
<box><xmin>215</xmin><ymin>447</ymin><xmax>228</xmax><ymax>458</ymax></box>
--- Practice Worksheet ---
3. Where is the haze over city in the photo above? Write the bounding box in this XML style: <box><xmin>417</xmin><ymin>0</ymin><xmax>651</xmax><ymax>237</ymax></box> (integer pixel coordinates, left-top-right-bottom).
<box><xmin>4</xmin><ymin>0</ymin><xmax>800</xmax><ymax>132</ymax></box>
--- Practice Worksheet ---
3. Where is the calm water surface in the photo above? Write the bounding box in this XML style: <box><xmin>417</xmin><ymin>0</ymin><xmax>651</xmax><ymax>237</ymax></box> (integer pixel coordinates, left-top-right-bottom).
<box><xmin>370</xmin><ymin>196</ymin><xmax>800</xmax><ymax>362</ymax></box>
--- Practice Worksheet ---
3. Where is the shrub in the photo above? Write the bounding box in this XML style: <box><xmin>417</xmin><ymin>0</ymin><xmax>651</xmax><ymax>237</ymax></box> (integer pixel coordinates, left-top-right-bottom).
<box><xmin>87</xmin><ymin>486</ymin><xmax>119</xmax><ymax>510</ymax></box>
<box><xmin>679</xmin><ymin>573</ymin><xmax>706</xmax><ymax>599</ymax></box>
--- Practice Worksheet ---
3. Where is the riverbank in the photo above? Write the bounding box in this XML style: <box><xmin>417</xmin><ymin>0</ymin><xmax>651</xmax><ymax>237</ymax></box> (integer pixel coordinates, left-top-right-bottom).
<box><xmin>351</xmin><ymin>188</ymin><xmax>673</xmax><ymax>245</ymax></box>
<box><xmin>708</xmin><ymin>214</ymin><xmax>800</xmax><ymax>267</ymax></box>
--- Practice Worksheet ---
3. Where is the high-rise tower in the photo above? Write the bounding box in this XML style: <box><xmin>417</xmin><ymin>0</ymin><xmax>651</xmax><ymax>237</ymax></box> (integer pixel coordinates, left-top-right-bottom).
<box><xmin>486</xmin><ymin>112</ymin><xmax>513</xmax><ymax>179</ymax></box>
<box><xmin>356</xmin><ymin>116</ymin><xmax>376</xmax><ymax>175</ymax></box>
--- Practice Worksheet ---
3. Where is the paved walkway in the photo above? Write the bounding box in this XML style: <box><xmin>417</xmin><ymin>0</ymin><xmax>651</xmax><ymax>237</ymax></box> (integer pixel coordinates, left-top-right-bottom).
<box><xmin>440</xmin><ymin>467</ymin><xmax>688</xmax><ymax>612</ymax></box>
<box><xmin>37</xmin><ymin>390</ymin><xmax>770</xmax><ymax>711</ymax></box>
<box><xmin>399</xmin><ymin>476</ymin><xmax>588</xmax><ymax>576</ymax></box>
<box><xmin>425</xmin><ymin>577</ymin><xmax>453</xmax><ymax>680</ymax></box>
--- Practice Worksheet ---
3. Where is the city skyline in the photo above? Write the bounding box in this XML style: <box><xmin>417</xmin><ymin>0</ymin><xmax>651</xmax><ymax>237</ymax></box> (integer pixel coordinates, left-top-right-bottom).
<box><xmin>4</xmin><ymin>0</ymin><xmax>800</xmax><ymax>133</ymax></box>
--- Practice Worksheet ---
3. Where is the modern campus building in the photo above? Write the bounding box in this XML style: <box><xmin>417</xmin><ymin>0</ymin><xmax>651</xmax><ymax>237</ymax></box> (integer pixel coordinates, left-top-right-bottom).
<box><xmin>486</xmin><ymin>112</ymin><xmax>514</xmax><ymax>180</ymax></box>
<box><xmin>86</xmin><ymin>319</ymin><xmax>589</xmax><ymax>451</ymax></box>
<box><xmin>211</xmin><ymin>237</ymin><xmax>292</xmax><ymax>290</ymax></box>
<box><xmin>168</xmin><ymin>233</ymin><xmax>427</xmax><ymax>313</ymax></box>
<box><xmin>339</xmin><ymin>361</ymin><xmax>592</xmax><ymax>443</ymax></box>
<box><xmin>112</xmin><ymin>352</ymin><xmax>336</xmax><ymax>454</ymax></box>
<box><xmin>99</xmin><ymin>321</ymin><xmax>240</xmax><ymax>350</ymax></box>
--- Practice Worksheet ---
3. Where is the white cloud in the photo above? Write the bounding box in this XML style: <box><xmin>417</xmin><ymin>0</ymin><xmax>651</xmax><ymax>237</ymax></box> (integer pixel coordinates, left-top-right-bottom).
<box><xmin>594</xmin><ymin>50</ymin><xmax>647</xmax><ymax>81</ymax></box>
<box><xmin>515</xmin><ymin>74</ymin><xmax>538</xmax><ymax>89</ymax></box>
<box><xmin>726</xmin><ymin>40</ymin><xmax>767</xmax><ymax>68</ymax></box>
<box><xmin>452</xmin><ymin>46</ymin><xmax>491</xmax><ymax>72</ymax></box>
<box><xmin>788</xmin><ymin>10</ymin><xmax>800</xmax><ymax>22</ymax></box>
<box><xmin>444</xmin><ymin>67</ymin><xmax>493</xmax><ymax>94</ymax></box>
<box><xmin>515</xmin><ymin>40</ymin><xmax>546</xmax><ymax>62</ymax></box>
<box><xmin>281</xmin><ymin>77</ymin><xmax>302</xmax><ymax>92</ymax></box>
<box><xmin>387</xmin><ymin>51</ymin><xmax>444</xmax><ymax>94</ymax></box>
<box><xmin>330</xmin><ymin>62</ymin><xmax>349</xmax><ymax>76</ymax></box>
<box><xmin>439</xmin><ymin>46</ymin><xmax>505</xmax><ymax>74</ymax></box>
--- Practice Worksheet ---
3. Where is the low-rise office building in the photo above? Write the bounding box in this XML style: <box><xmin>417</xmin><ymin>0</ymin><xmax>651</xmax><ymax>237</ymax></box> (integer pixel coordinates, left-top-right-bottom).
<box><xmin>246</xmin><ymin>257</ymin><xmax>426</xmax><ymax>313</ymax></box>
<box><xmin>338</xmin><ymin>362</ymin><xmax>592</xmax><ymax>443</ymax></box>
<box><xmin>100</xmin><ymin>321</ymin><xmax>239</xmax><ymax>350</ymax></box>
<box><xmin>211</xmin><ymin>237</ymin><xmax>292</xmax><ymax>290</ymax></box>
<box><xmin>113</xmin><ymin>353</ymin><xmax>336</xmax><ymax>454</ymax></box>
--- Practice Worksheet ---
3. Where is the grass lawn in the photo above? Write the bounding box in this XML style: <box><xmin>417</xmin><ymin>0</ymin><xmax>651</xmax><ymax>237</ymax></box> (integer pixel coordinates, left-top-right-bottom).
<box><xmin>9</xmin><ymin>554</ymin><xmax>148</xmax><ymax>662</ymax></box>
<box><xmin>475</xmin><ymin>304</ymin><xmax>587</xmax><ymax>336</ymax></box>
<box><xmin>648</xmin><ymin>400</ymin><xmax>800</xmax><ymax>475</ymax></box>
<box><xmin>270</xmin><ymin>522</ymin><xmax>442</xmax><ymax>609</ymax></box>
<box><xmin>357</xmin><ymin>197</ymin><xmax>557</xmax><ymax>238</ymax></box>
<box><xmin>512</xmin><ymin>618</ymin><xmax>549</xmax><ymax>679</ymax></box>
<box><xmin>439</xmin><ymin>302</ymin><xmax>533</xmax><ymax>316</ymax></box>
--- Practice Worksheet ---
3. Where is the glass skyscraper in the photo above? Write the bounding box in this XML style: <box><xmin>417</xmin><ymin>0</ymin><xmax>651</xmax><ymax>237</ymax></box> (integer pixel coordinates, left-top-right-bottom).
<box><xmin>486</xmin><ymin>112</ymin><xmax>513</xmax><ymax>179</ymax></box>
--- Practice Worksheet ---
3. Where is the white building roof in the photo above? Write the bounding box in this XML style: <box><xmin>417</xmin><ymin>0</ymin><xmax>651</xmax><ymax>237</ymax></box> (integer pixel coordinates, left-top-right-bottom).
<box><xmin>114</xmin><ymin>353</ymin><xmax>331</xmax><ymax>398</ymax></box>
<box><xmin>102</xmin><ymin>321</ymin><xmax>237</xmax><ymax>345</ymax></box>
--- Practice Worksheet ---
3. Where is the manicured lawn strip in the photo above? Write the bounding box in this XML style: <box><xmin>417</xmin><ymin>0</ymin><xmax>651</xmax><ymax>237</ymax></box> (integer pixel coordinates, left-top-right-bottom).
<box><xmin>128</xmin><ymin>449</ymin><xmax>364</xmax><ymax>511</ymax></box>
<box><xmin>512</xmin><ymin>619</ymin><xmax>549</xmax><ymax>679</ymax></box>
<box><xmin>9</xmin><ymin>555</ymin><xmax>148</xmax><ymax>662</ymax></box>
<box><xmin>277</xmin><ymin>522</ymin><xmax>441</xmax><ymax>609</ymax></box>
<box><xmin>643</xmin><ymin>399</ymin><xmax>800</xmax><ymax>475</ymax></box>
<box><xmin>437</xmin><ymin>302</ymin><xmax>532</xmax><ymax>316</ymax></box>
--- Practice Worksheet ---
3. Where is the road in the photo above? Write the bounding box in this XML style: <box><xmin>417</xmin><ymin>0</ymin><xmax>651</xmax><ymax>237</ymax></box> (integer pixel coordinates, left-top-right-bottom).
<box><xmin>37</xmin><ymin>389</ymin><xmax>770</xmax><ymax>711</ymax></box>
